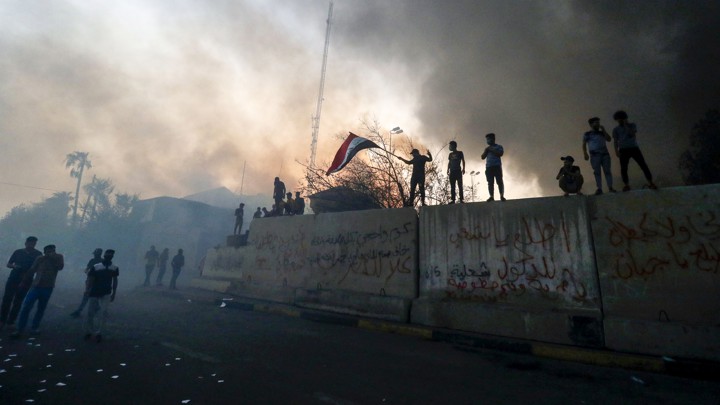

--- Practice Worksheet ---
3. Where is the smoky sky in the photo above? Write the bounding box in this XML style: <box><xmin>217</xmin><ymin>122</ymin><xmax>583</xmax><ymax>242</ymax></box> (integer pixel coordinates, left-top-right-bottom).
<box><xmin>1</xmin><ymin>1</ymin><xmax>718</xmax><ymax>216</ymax></box>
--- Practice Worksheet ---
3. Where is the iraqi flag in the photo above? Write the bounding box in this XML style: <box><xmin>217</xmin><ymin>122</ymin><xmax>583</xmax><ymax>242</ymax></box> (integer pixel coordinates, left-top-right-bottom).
<box><xmin>326</xmin><ymin>132</ymin><xmax>380</xmax><ymax>175</ymax></box>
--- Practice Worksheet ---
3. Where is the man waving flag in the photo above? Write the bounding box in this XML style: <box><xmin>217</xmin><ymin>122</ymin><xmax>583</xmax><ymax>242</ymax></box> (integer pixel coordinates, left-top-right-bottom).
<box><xmin>326</xmin><ymin>132</ymin><xmax>381</xmax><ymax>175</ymax></box>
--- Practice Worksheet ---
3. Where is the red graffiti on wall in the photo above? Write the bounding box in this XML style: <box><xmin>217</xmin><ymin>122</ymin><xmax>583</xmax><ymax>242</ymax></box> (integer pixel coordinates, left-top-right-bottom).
<box><xmin>605</xmin><ymin>210</ymin><xmax>720</xmax><ymax>279</ymax></box>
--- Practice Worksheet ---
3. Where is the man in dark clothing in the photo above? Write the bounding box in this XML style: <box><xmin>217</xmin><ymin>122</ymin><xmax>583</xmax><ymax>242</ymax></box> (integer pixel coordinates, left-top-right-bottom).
<box><xmin>557</xmin><ymin>156</ymin><xmax>584</xmax><ymax>196</ymax></box>
<box><xmin>398</xmin><ymin>149</ymin><xmax>433</xmax><ymax>206</ymax></box>
<box><xmin>612</xmin><ymin>110</ymin><xmax>657</xmax><ymax>191</ymax></box>
<box><xmin>85</xmin><ymin>249</ymin><xmax>119</xmax><ymax>343</ymax></box>
<box><xmin>481</xmin><ymin>133</ymin><xmax>506</xmax><ymax>201</ymax></box>
<box><xmin>70</xmin><ymin>248</ymin><xmax>103</xmax><ymax>318</ymax></box>
<box><xmin>1</xmin><ymin>236</ymin><xmax>42</xmax><ymax>330</ymax></box>
<box><xmin>234</xmin><ymin>203</ymin><xmax>245</xmax><ymax>235</ymax></box>
<box><xmin>262</xmin><ymin>207</ymin><xmax>271</xmax><ymax>217</ymax></box>
<box><xmin>284</xmin><ymin>192</ymin><xmax>294</xmax><ymax>215</ymax></box>
<box><xmin>447</xmin><ymin>141</ymin><xmax>465</xmax><ymax>204</ymax></box>
<box><xmin>273</xmin><ymin>177</ymin><xmax>286</xmax><ymax>211</ymax></box>
<box><xmin>293</xmin><ymin>192</ymin><xmax>305</xmax><ymax>215</ymax></box>
<box><xmin>253</xmin><ymin>207</ymin><xmax>262</xmax><ymax>219</ymax></box>
<box><xmin>11</xmin><ymin>244</ymin><xmax>64</xmax><ymax>338</ymax></box>
<box><xmin>155</xmin><ymin>248</ymin><xmax>169</xmax><ymax>286</ymax></box>
<box><xmin>169</xmin><ymin>249</ymin><xmax>185</xmax><ymax>290</ymax></box>
<box><xmin>143</xmin><ymin>245</ymin><xmax>159</xmax><ymax>286</ymax></box>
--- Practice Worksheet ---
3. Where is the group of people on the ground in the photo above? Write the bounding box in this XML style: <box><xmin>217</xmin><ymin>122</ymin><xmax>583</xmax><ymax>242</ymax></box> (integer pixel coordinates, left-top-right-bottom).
<box><xmin>1</xmin><ymin>237</ymin><xmax>119</xmax><ymax>342</ymax></box>
<box><xmin>143</xmin><ymin>245</ymin><xmax>184</xmax><ymax>289</ymax></box>
<box><xmin>397</xmin><ymin>110</ymin><xmax>656</xmax><ymax>205</ymax></box>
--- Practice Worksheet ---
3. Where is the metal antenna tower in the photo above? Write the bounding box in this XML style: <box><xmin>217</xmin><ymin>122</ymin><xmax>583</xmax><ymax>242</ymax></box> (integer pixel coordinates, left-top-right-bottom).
<box><xmin>309</xmin><ymin>1</ymin><xmax>334</xmax><ymax>167</ymax></box>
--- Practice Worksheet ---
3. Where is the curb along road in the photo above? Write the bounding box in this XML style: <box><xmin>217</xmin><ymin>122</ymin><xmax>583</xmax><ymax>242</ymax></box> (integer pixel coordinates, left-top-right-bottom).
<box><xmin>159</xmin><ymin>287</ymin><xmax>720</xmax><ymax>381</ymax></box>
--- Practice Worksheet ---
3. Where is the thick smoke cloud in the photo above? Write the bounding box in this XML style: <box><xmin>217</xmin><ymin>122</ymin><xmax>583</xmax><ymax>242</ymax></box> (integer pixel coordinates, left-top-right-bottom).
<box><xmin>1</xmin><ymin>1</ymin><xmax>718</xmax><ymax>216</ymax></box>
<box><xmin>336</xmin><ymin>0</ymin><xmax>719</xmax><ymax>193</ymax></box>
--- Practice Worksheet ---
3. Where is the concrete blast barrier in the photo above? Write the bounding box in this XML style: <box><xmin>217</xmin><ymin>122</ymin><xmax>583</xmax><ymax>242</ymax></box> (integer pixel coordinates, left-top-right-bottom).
<box><xmin>202</xmin><ymin>208</ymin><xmax>419</xmax><ymax>321</ymax></box>
<box><xmin>590</xmin><ymin>185</ymin><xmax>720</xmax><ymax>361</ymax></box>
<box><xmin>412</xmin><ymin>197</ymin><xmax>603</xmax><ymax>346</ymax></box>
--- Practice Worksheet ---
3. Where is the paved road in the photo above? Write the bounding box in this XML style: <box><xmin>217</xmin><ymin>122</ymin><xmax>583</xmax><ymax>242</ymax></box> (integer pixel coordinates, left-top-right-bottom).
<box><xmin>1</xmin><ymin>277</ymin><xmax>719</xmax><ymax>404</ymax></box>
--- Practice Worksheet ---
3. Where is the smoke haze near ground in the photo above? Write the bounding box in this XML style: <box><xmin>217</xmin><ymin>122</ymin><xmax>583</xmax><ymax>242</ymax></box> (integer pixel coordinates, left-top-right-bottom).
<box><xmin>1</xmin><ymin>1</ymin><xmax>718</xmax><ymax>216</ymax></box>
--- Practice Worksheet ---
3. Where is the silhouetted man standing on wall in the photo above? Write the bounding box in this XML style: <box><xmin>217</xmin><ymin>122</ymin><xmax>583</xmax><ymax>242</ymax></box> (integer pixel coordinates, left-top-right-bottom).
<box><xmin>583</xmin><ymin>117</ymin><xmax>616</xmax><ymax>195</ymax></box>
<box><xmin>612</xmin><ymin>110</ymin><xmax>657</xmax><ymax>191</ymax></box>
<box><xmin>1</xmin><ymin>236</ymin><xmax>42</xmax><ymax>330</ymax></box>
<box><xmin>398</xmin><ymin>149</ymin><xmax>433</xmax><ymax>206</ymax></box>
<box><xmin>482</xmin><ymin>133</ymin><xmax>506</xmax><ymax>201</ymax></box>
<box><xmin>447</xmin><ymin>141</ymin><xmax>465</xmax><ymax>204</ymax></box>
<box><xmin>143</xmin><ymin>245</ymin><xmax>159</xmax><ymax>287</ymax></box>
<box><xmin>234</xmin><ymin>203</ymin><xmax>245</xmax><ymax>235</ymax></box>
<box><xmin>273</xmin><ymin>177</ymin><xmax>286</xmax><ymax>211</ymax></box>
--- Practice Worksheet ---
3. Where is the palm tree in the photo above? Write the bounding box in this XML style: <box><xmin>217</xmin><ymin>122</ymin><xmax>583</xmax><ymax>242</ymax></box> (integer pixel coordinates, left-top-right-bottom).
<box><xmin>114</xmin><ymin>193</ymin><xmax>139</xmax><ymax>218</ymax></box>
<box><xmin>79</xmin><ymin>175</ymin><xmax>114</xmax><ymax>225</ymax></box>
<box><xmin>65</xmin><ymin>151</ymin><xmax>92</xmax><ymax>228</ymax></box>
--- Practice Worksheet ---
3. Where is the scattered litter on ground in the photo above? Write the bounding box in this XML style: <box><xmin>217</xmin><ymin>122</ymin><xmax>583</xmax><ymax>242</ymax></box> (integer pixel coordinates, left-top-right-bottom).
<box><xmin>631</xmin><ymin>376</ymin><xmax>646</xmax><ymax>385</ymax></box>
<box><xmin>220</xmin><ymin>302</ymin><xmax>227</xmax><ymax>308</ymax></box>
<box><xmin>56</xmin><ymin>382</ymin><xmax>66</xmax><ymax>387</ymax></box>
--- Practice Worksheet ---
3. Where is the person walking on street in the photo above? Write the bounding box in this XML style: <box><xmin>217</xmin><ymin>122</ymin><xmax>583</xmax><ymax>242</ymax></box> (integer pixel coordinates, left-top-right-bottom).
<box><xmin>447</xmin><ymin>141</ymin><xmax>465</xmax><ymax>204</ymax></box>
<box><xmin>85</xmin><ymin>249</ymin><xmax>119</xmax><ymax>343</ymax></box>
<box><xmin>155</xmin><ymin>248</ymin><xmax>169</xmax><ymax>286</ymax></box>
<box><xmin>11</xmin><ymin>244</ymin><xmax>64</xmax><ymax>338</ymax></box>
<box><xmin>481</xmin><ymin>133</ymin><xmax>506</xmax><ymax>201</ymax></box>
<box><xmin>612</xmin><ymin>110</ymin><xmax>657</xmax><ymax>191</ymax></box>
<box><xmin>169</xmin><ymin>249</ymin><xmax>185</xmax><ymax>290</ymax></box>
<box><xmin>70</xmin><ymin>248</ymin><xmax>103</xmax><ymax>318</ymax></box>
<box><xmin>583</xmin><ymin>117</ymin><xmax>616</xmax><ymax>195</ymax></box>
<box><xmin>143</xmin><ymin>245</ymin><xmax>159</xmax><ymax>287</ymax></box>
<box><xmin>1</xmin><ymin>236</ymin><xmax>42</xmax><ymax>330</ymax></box>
